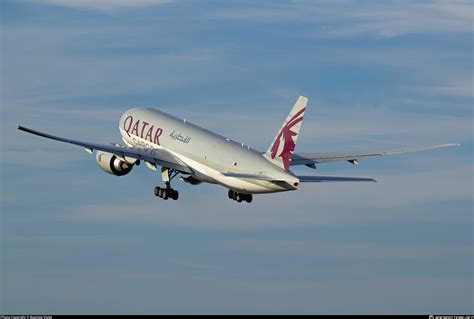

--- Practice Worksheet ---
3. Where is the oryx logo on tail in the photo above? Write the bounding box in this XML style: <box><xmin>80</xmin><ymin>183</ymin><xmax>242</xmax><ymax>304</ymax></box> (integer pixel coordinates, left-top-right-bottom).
<box><xmin>265</xmin><ymin>96</ymin><xmax>308</xmax><ymax>171</ymax></box>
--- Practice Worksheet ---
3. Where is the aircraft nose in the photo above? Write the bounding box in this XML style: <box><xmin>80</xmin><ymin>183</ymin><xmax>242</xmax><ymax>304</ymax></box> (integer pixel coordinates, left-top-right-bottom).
<box><xmin>119</xmin><ymin>111</ymin><xmax>130</xmax><ymax>125</ymax></box>
<box><xmin>119</xmin><ymin>110</ymin><xmax>134</xmax><ymax>132</ymax></box>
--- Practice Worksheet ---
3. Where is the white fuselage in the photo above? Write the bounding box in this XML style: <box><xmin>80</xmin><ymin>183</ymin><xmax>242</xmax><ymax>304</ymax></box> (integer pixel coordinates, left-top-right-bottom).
<box><xmin>119</xmin><ymin>107</ymin><xmax>299</xmax><ymax>194</ymax></box>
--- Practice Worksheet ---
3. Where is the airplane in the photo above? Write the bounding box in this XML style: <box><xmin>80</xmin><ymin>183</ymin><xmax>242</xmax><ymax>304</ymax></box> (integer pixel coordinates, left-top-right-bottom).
<box><xmin>17</xmin><ymin>96</ymin><xmax>459</xmax><ymax>203</ymax></box>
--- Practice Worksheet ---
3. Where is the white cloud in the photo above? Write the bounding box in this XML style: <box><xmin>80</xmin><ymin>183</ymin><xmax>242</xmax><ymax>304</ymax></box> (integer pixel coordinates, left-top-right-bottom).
<box><xmin>326</xmin><ymin>1</ymin><xmax>473</xmax><ymax>38</ymax></box>
<box><xmin>213</xmin><ymin>0</ymin><xmax>473</xmax><ymax>37</ymax></box>
<box><xmin>5</xmin><ymin>265</ymin><xmax>471</xmax><ymax>313</ymax></box>
<box><xmin>420</xmin><ymin>80</ymin><xmax>474</xmax><ymax>98</ymax></box>
<box><xmin>220</xmin><ymin>239</ymin><xmax>473</xmax><ymax>260</ymax></box>
<box><xmin>24</xmin><ymin>0</ymin><xmax>172</xmax><ymax>12</ymax></box>
<box><xmin>65</xmin><ymin>164</ymin><xmax>471</xmax><ymax>229</ymax></box>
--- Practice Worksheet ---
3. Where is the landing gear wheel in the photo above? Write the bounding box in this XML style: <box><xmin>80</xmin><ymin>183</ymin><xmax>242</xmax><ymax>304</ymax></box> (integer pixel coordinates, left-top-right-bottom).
<box><xmin>227</xmin><ymin>190</ymin><xmax>253</xmax><ymax>203</ymax></box>
<box><xmin>245</xmin><ymin>195</ymin><xmax>253</xmax><ymax>203</ymax></box>
<box><xmin>172</xmin><ymin>190</ymin><xmax>179</xmax><ymax>200</ymax></box>
<box><xmin>154</xmin><ymin>167</ymin><xmax>182</xmax><ymax>201</ymax></box>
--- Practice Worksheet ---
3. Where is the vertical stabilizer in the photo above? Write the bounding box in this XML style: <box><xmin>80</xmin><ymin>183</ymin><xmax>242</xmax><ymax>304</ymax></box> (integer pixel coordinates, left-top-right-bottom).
<box><xmin>264</xmin><ymin>96</ymin><xmax>308</xmax><ymax>171</ymax></box>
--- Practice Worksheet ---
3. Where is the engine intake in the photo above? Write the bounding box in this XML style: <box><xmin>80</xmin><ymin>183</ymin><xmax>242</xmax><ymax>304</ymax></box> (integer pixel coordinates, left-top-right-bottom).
<box><xmin>96</xmin><ymin>151</ymin><xmax>134</xmax><ymax>176</ymax></box>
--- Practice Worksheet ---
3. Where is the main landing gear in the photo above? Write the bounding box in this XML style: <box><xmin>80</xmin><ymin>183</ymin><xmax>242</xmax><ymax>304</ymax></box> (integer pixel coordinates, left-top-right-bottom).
<box><xmin>228</xmin><ymin>190</ymin><xmax>252</xmax><ymax>203</ymax></box>
<box><xmin>154</xmin><ymin>167</ymin><xmax>180</xmax><ymax>201</ymax></box>
<box><xmin>154</xmin><ymin>182</ymin><xmax>179</xmax><ymax>200</ymax></box>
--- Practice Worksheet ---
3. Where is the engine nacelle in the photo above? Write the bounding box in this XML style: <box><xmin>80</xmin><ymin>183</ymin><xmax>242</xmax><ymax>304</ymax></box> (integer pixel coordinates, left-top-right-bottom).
<box><xmin>96</xmin><ymin>151</ymin><xmax>134</xmax><ymax>176</ymax></box>
<box><xmin>180</xmin><ymin>175</ymin><xmax>203</xmax><ymax>185</ymax></box>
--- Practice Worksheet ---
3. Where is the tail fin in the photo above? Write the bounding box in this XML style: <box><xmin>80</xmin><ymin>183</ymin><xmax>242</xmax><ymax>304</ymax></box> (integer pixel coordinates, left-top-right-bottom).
<box><xmin>264</xmin><ymin>96</ymin><xmax>308</xmax><ymax>171</ymax></box>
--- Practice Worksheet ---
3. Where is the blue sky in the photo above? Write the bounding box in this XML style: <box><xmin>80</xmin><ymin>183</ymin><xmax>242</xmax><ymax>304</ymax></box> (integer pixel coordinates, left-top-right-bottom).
<box><xmin>1</xmin><ymin>0</ymin><xmax>472</xmax><ymax>314</ymax></box>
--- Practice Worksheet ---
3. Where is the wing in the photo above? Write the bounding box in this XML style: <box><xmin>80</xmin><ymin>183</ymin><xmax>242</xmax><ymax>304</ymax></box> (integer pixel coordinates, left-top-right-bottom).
<box><xmin>17</xmin><ymin>125</ymin><xmax>192</xmax><ymax>173</ymax></box>
<box><xmin>291</xmin><ymin>144</ymin><xmax>459</xmax><ymax>167</ymax></box>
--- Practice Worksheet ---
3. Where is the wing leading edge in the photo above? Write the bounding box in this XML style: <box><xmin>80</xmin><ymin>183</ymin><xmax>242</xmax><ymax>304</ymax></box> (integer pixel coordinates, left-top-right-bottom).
<box><xmin>17</xmin><ymin>125</ymin><xmax>192</xmax><ymax>173</ymax></box>
<box><xmin>291</xmin><ymin>144</ymin><xmax>459</xmax><ymax>166</ymax></box>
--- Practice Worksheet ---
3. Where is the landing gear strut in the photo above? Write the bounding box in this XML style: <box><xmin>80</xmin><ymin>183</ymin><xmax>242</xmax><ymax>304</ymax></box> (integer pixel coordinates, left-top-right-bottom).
<box><xmin>228</xmin><ymin>190</ymin><xmax>253</xmax><ymax>203</ymax></box>
<box><xmin>154</xmin><ymin>167</ymin><xmax>180</xmax><ymax>200</ymax></box>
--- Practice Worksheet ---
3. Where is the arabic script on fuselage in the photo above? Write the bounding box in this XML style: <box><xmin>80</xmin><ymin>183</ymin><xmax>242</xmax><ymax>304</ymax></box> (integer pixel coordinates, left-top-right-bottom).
<box><xmin>170</xmin><ymin>130</ymin><xmax>191</xmax><ymax>144</ymax></box>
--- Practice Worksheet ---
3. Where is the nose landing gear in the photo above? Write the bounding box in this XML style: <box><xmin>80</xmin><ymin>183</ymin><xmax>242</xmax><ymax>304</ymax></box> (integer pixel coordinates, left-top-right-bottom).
<box><xmin>228</xmin><ymin>190</ymin><xmax>253</xmax><ymax>203</ymax></box>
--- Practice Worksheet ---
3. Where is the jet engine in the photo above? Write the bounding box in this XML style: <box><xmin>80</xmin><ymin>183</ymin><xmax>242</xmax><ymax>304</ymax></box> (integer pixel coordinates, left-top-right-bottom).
<box><xmin>95</xmin><ymin>151</ymin><xmax>134</xmax><ymax>176</ymax></box>
<box><xmin>180</xmin><ymin>175</ymin><xmax>203</xmax><ymax>185</ymax></box>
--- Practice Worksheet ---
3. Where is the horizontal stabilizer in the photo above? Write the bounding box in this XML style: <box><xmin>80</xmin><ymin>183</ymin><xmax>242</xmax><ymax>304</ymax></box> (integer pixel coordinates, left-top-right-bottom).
<box><xmin>298</xmin><ymin>175</ymin><xmax>376</xmax><ymax>183</ymax></box>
